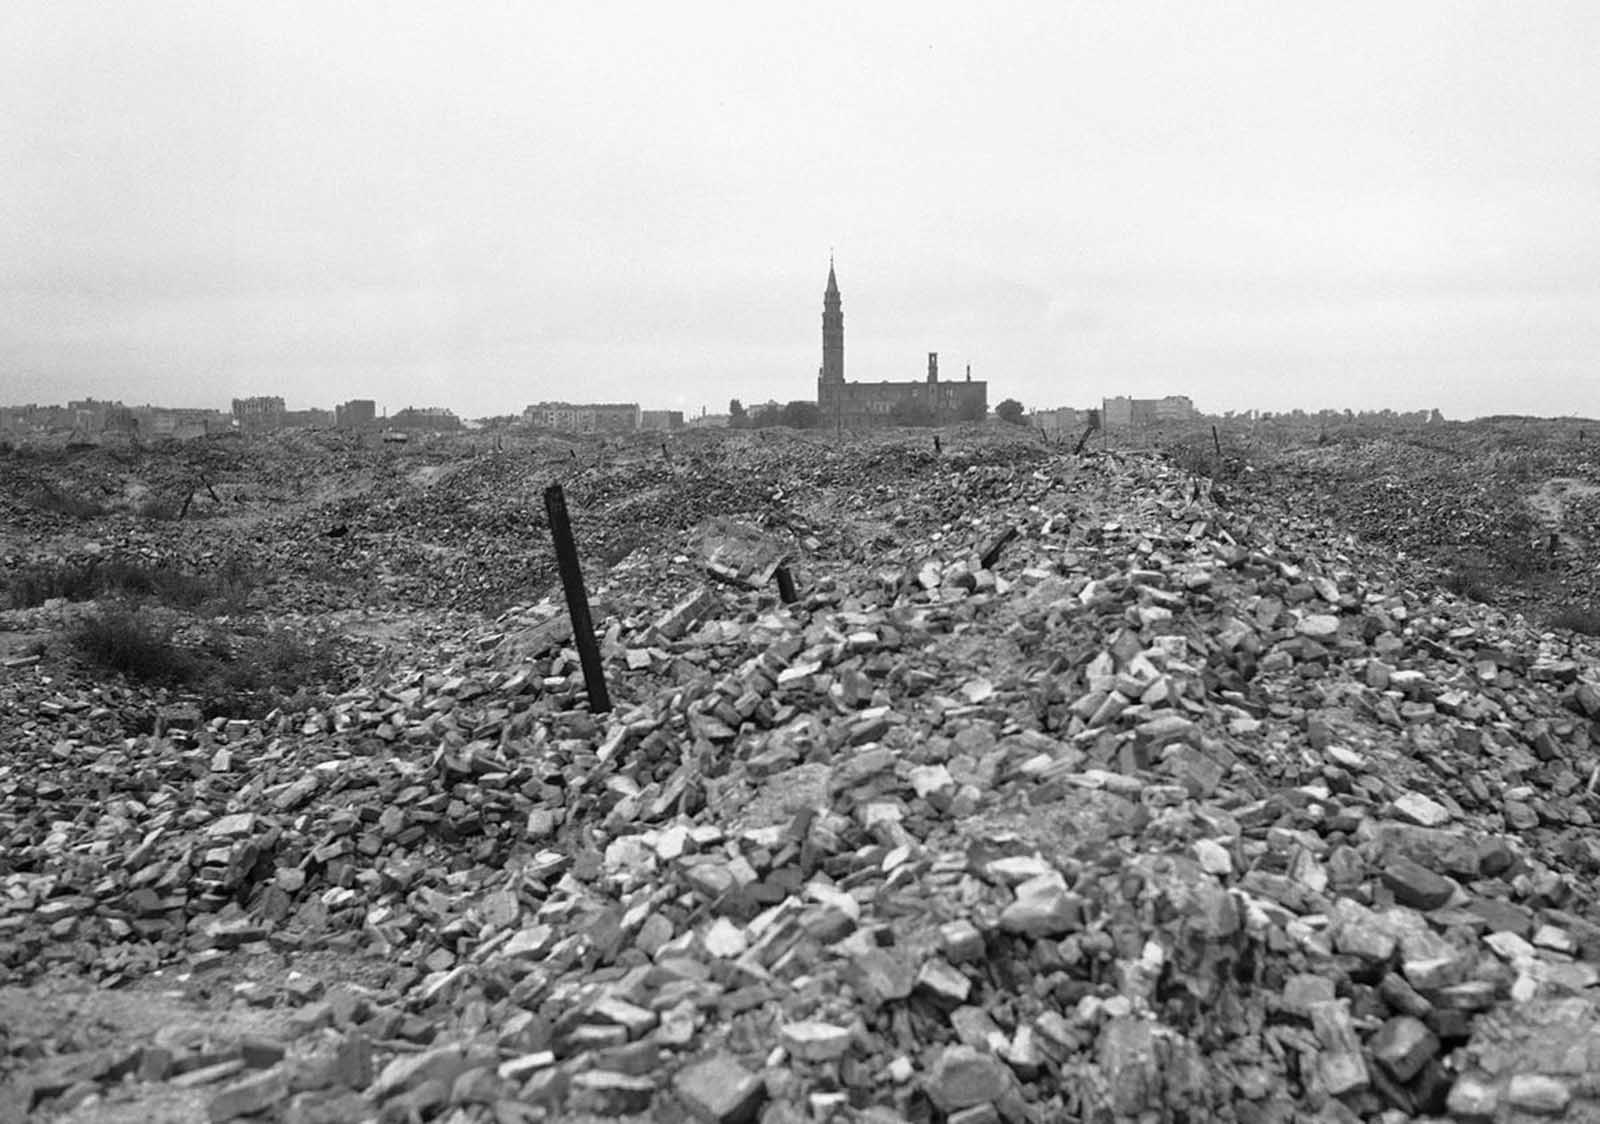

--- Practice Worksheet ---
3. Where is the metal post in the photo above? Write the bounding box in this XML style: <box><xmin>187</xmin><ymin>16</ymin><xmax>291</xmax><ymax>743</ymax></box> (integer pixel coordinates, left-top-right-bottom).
<box><xmin>543</xmin><ymin>483</ymin><xmax>612</xmax><ymax>714</ymax></box>
<box><xmin>1073</xmin><ymin>424</ymin><xmax>1095</xmax><ymax>457</ymax></box>
<box><xmin>980</xmin><ymin>526</ymin><xmax>1019</xmax><ymax>571</ymax></box>
<box><xmin>775</xmin><ymin>565</ymin><xmax>798</xmax><ymax>604</ymax></box>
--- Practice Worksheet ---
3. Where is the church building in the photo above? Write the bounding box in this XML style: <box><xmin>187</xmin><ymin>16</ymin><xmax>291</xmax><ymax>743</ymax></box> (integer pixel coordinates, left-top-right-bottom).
<box><xmin>814</xmin><ymin>261</ymin><xmax>987</xmax><ymax>428</ymax></box>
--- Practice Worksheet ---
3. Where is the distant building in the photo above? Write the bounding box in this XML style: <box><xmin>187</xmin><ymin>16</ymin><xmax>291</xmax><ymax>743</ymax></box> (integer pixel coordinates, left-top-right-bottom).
<box><xmin>138</xmin><ymin>406</ymin><xmax>231</xmax><ymax>439</ymax></box>
<box><xmin>525</xmin><ymin>402</ymin><xmax>574</xmax><ymax>431</ymax></box>
<box><xmin>590</xmin><ymin>404</ymin><xmax>640</xmax><ymax>433</ymax></box>
<box><xmin>524</xmin><ymin>401</ymin><xmax>641</xmax><ymax>434</ymax></box>
<box><xmin>68</xmin><ymin>398</ymin><xmax>122</xmax><ymax>414</ymax></box>
<box><xmin>336</xmin><ymin>399</ymin><xmax>376</xmax><ymax>428</ymax></box>
<box><xmin>388</xmin><ymin>406</ymin><xmax>461</xmax><ymax>431</ymax></box>
<box><xmin>813</xmin><ymin>261</ymin><xmax>987</xmax><ymax>427</ymax></box>
<box><xmin>3</xmin><ymin>403</ymin><xmax>95</xmax><ymax>435</ymax></box>
<box><xmin>232</xmin><ymin>396</ymin><xmax>286</xmax><ymax>431</ymax></box>
<box><xmin>62</xmin><ymin>400</ymin><xmax>137</xmax><ymax>443</ymax></box>
<box><xmin>283</xmin><ymin>408</ymin><xmax>333</xmax><ymax>429</ymax></box>
<box><xmin>639</xmin><ymin>409</ymin><xmax>684</xmax><ymax>432</ymax></box>
<box><xmin>67</xmin><ymin>398</ymin><xmax>130</xmax><ymax>434</ymax></box>
<box><xmin>1102</xmin><ymin>395</ymin><xmax>1197</xmax><ymax>428</ymax></box>
<box><xmin>1031</xmin><ymin>407</ymin><xmax>1098</xmax><ymax>438</ymax></box>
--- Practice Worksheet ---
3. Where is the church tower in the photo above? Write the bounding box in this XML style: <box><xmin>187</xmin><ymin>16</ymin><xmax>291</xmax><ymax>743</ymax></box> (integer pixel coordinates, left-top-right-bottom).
<box><xmin>820</xmin><ymin>258</ymin><xmax>844</xmax><ymax>387</ymax></box>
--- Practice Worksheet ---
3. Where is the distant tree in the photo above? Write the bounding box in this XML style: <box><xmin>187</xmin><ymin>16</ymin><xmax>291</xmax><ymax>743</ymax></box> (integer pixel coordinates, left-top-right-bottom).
<box><xmin>781</xmin><ymin>401</ymin><xmax>824</xmax><ymax>429</ymax></box>
<box><xmin>955</xmin><ymin>395</ymin><xmax>986</xmax><ymax>423</ymax></box>
<box><xmin>890</xmin><ymin>399</ymin><xmax>937</xmax><ymax>427</ymax></box>
<box><xmin>729</xmin><ymin>399</ymin><xmax>747</xmax><ymax>428</ymax></box>
<box><xmin>996</xmin><ymin>398</ymin><xmax>1025</xmax><ymax>425</ymax></box>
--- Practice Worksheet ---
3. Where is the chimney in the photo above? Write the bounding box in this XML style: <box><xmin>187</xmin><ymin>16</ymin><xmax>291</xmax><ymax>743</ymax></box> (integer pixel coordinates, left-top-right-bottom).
<box><xmin>965</xmin><ymin>363</ymin><xmax>971</xmax><ymax>383</ymax></box>
<box><xmin>927</xmin><ymin>352</ymin><xmax>939</xmax><ymax>384</ymax></box>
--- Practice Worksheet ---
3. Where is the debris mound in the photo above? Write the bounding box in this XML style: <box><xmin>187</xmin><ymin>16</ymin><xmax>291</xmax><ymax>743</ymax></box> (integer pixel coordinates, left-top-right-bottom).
<box><xmin>4</xmin><ymin>430</ymin><xmax>1600</xmax><ymax>1122</ymax></box>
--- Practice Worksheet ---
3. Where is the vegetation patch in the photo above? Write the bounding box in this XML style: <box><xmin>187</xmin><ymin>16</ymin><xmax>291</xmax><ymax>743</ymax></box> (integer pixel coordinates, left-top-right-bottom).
<box><xmin>8</xmin><ymin>560</ymin><xmax>104</xmax><ymax>607</ymax></box>
<box><xmin>135</xmin><ymin>494</ymin><xmax>185</xmax><ymax>520</ymax></box>
<box><xmin>6</xmin><ymin>557</ymin><xmax>258</xmax><ymax>613</ymax></box>
<box><xmin>1163</xmin><ymin>433</ymin><xmax>1246</xmax><ymax>482</ymax></box>
<box><xmin>1490</xmin><ymin>510</ymin><xmax>1556</xmax><ymax>581</ymax></box>
<box><xmin>1442</xmin><ymin>566</ymin><xmax>1493</xmax><ymax>604</ymax></box>
<box><xmin>70</xmin><ymin>607</ymin><xmax>348</xmax><ymax>718</ymax></box>
<box><xmin>191</xmin><ymin>624</ymin><xmax>348</xmax><ymax>717</ymax></box>
<box><xmin>70</xmin><ymin>607</ymin><xmax>196</xmax><ymax>686</ymax></box>
<box><xmin>22</xmin><ymin>485</ymin><xmax>105</xmax><ymax>519</ymax></box>
<box><xmin>1549</xmin><ymin>604</ymin><xmax>1600</xmax><ymax>637</ymax></box>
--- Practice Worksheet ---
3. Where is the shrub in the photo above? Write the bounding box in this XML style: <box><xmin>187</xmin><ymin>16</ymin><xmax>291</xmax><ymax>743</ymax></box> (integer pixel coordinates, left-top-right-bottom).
<box><xmin>136</xmin><ymin>494</ymin><xmax>184</xmax><ymax>520</ymax></box>
<box><xmin>142</xmin><ymin>558</ymin><xmax>257</xmax><ymax>614</ymax></box>
<box><xmin>71</xmin><ymin>608</ymin><xmax>197</xmax><ymax>685</ymax></box>
<box><xmin>23</xmin><ymin>486</ymin><xmax>104</xmax><ymax>518</ymax></box>
<box><xmin>1163</xmin><ymin>433</ymin><xmax>1248</xmax><ymax>482</ymax></box>
<box><xmin>1550</xmin><ymin>605</ymin><xmax>1600</xmax><ymax>637</ymax></box>
<box><xmin>8</xmin><ymin>560</ymin><xmax>103</xmax><ymax>607</ymax></box>
<box><xmin>1167</xmin><ymin>440</ymin><xmax>1214</xmax><ymax>479</ymax></box>
<box><xmin>70</xmin><ymin>610</ymin><xmax>347</xmax><ymax>717</ymax></box>
<box><xmin>195</xmin><ymin>626</ymin><xmax>345</xmax><ymax>717</ymax></box>
<box><xmin>5</xmin><ymin>557</ymin><xmax>257</xmax><ymax>613</ymax></box>
<box><xmin>1442</xmin><ymin>566</ymin><xmax>1493</xmax><ymax>603</ymax></box>
<box><xmin>1494</xmin><ymin>512</ymin><xmax>1554</xmax><ymax>581</ymax></box>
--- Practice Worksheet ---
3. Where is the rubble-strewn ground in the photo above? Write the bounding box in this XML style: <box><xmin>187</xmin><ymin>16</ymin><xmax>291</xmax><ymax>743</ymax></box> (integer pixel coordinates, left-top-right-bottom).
<box><xmin>4</xmin><ymin>421</ymin><xmax>1600</xmax><ymax>1123</ymax></box>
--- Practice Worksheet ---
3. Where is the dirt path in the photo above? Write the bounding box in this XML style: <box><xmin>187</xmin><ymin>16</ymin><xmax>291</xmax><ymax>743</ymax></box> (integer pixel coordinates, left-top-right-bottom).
<box><xmin>1528</xmin><ymin>476</ymin><xmax>1600</xmax><ymax>553</ymax></box>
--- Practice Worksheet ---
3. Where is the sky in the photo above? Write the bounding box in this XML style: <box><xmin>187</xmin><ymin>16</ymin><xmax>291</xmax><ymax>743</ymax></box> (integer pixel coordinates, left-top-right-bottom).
<box><xmin>2</xmin><ymin>2</ymin><xmax>1598</xmax><ymax>420</ymax></box>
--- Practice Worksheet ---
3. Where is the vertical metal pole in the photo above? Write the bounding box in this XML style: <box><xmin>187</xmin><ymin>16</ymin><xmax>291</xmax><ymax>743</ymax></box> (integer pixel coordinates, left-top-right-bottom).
<box><xmin>980</xmin><ymin>527</ymin><xmax>1019</xmax><ymax>571</ymax></box>
<box><xmin>543</xmin><ymin>483</ymin><xmax>612</xmax><ymax>714</ymax></box>
<box><xmin>1073</xmin><ymin>424</ymin><xmax>1094</xmax><ymax>457</ymax></box>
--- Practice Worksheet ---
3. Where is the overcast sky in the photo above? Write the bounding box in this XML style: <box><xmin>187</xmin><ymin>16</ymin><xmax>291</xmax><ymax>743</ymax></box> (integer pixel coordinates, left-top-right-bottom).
<box><xmin>2</xmin><ymin>2</ymin><xmax>1597</xmax><ymax>419</ymax></box>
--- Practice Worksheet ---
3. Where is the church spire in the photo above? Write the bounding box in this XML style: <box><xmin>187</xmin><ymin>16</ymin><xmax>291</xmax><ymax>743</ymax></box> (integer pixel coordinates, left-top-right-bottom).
<box><xmin>820</xmin><ymin>256</ymin><xmax>843</xmax><ymax>385</ymax></box>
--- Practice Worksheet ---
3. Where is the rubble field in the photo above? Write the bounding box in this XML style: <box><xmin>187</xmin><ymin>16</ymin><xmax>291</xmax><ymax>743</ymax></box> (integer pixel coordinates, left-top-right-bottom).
<box><xmin>4</xmin><ymin>423</ymin><xmax>1600</xmax><ymax>1123</ymax></box>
